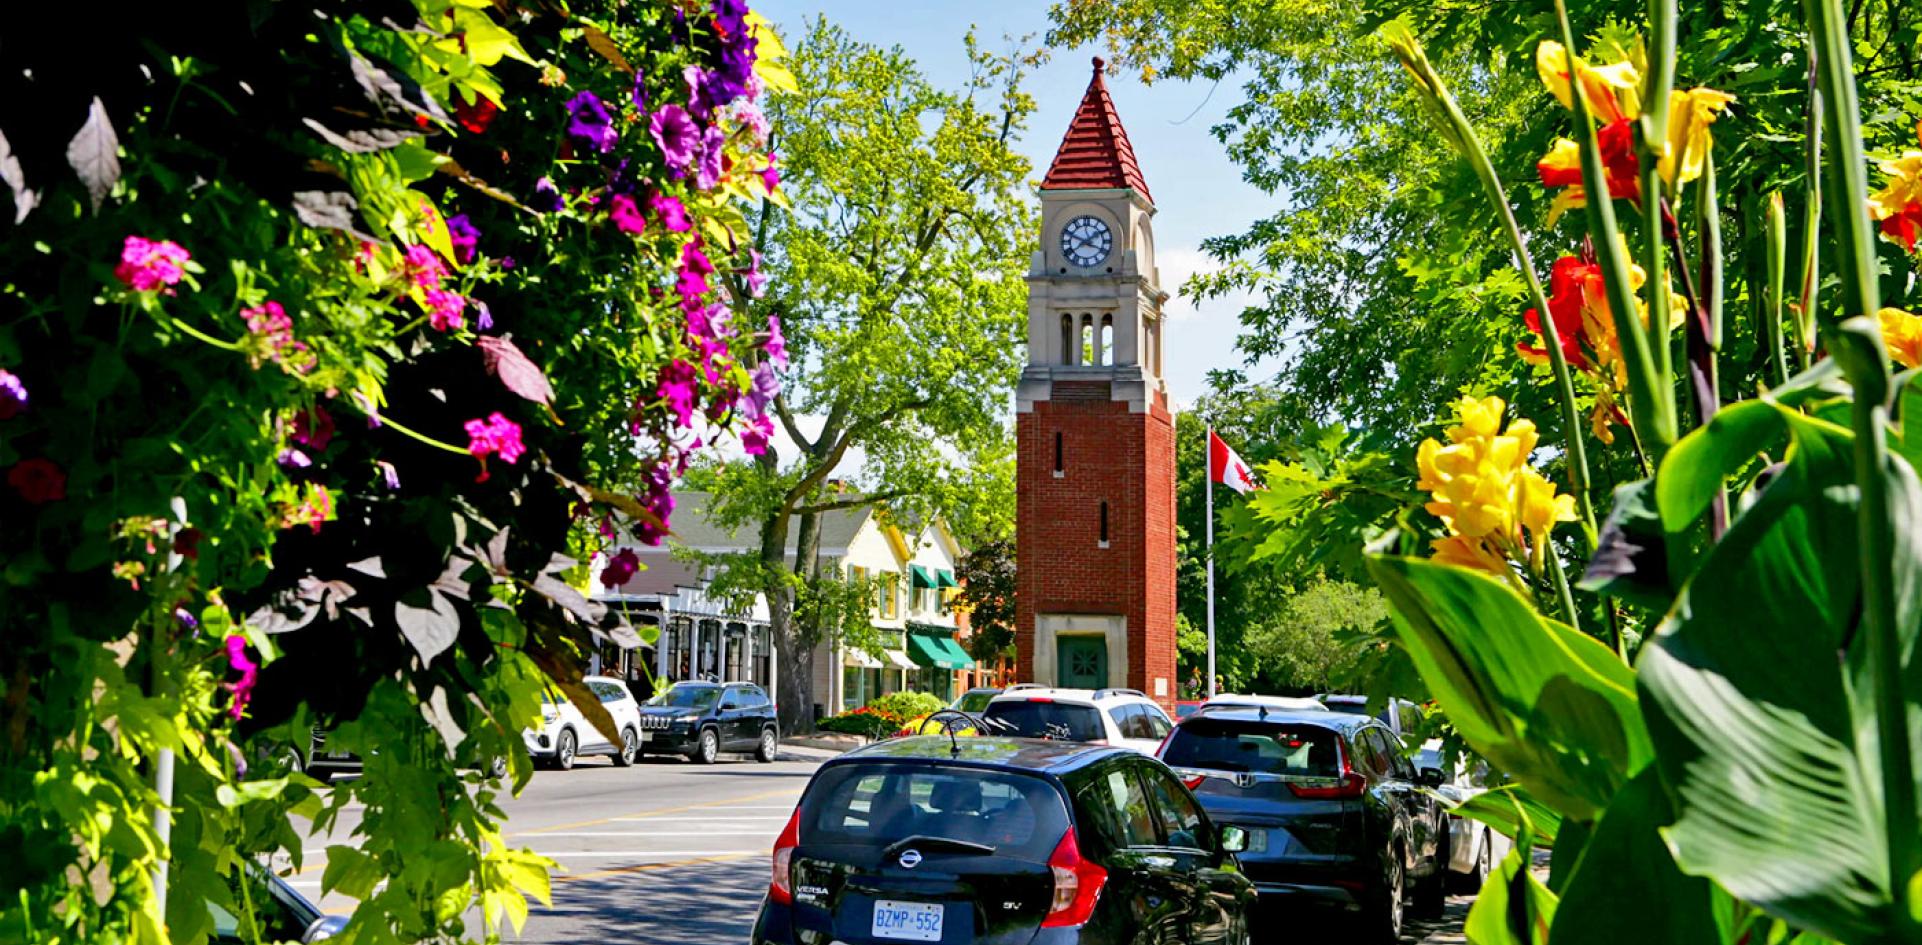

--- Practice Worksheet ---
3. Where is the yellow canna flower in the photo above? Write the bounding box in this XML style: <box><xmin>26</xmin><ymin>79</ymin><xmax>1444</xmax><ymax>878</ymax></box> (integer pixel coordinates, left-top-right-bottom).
<box><xmin>1878</xmin><ymin>307</ymin><xmax>1922</xmax><ymax>369</ymax></box>
<box><xmin>1518</xmin><ymin>468</ymin><xmax>1577</xmax><ymax>571</ymax></box>
<box><xmin>1430</xmin><ymin>534</ymin><xmax>1512</xmax><ymax>579</ymax></box>
<box><xmin>1449</xmin><ymin>395</ymin><xmax>1507</xmax><ymax>442</ymax></box>
<box><xmin>1660</xmin><ymin>87</ymin><xmax>1736</xmax><ymax>186</ymax></box>
<box><xmin>1869</xmin><ymin>123</ymin><xmax>1922</xmax><ymax>252</ymax></box>
<box><xmin>1535</xmin><ymin>40</ymin><xmax>1641</xmax><ymax>123</ymax></box>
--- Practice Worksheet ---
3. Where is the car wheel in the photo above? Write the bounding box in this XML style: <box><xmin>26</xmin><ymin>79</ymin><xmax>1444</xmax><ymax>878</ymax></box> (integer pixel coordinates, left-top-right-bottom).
<box><xmin>613</xmin><ymin>727</ymin><xmax>639</xmax><ymax>767</ymax></box>
<box><xmin>754</xmin><ymin>727</ymin><xmax>778</xmax><ymax>763</ymax></box>
<box><xmin>280</xmin><ymin>745</ymin><xmax>306</xmax><ymax>776</ymax></box>
<box><xmin>555</xmin><ymin>729</ymin><xmax>577</xmax><ymax>771</ymax></box>
<box><xmin>694</xmin><ymin>727</ymin><xmax>720</xmax><ymax>765</ymax></box>
<box><xmin>1364</xmin><ymin>850</ymin><xmax>1405</xmax><ymax>944</ymax></box>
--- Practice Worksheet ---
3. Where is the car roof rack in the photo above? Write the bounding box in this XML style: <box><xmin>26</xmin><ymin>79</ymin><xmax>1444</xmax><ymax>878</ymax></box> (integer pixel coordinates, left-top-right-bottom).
<box><xmin>1092</xmin><ymin>688</ymin><xmax>1146</xmax><ymax>700</ymax></box>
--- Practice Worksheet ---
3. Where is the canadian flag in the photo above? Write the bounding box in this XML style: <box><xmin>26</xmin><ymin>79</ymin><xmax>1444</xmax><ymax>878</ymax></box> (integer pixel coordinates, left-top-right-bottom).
<box><xmin>1209</xmin><ymin>430</ymin><xmax>1259</xmax><ymax>495</ymax></box>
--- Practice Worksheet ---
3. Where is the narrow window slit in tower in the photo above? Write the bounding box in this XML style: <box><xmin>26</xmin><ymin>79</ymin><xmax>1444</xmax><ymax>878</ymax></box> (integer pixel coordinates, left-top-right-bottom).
<box><xmin>1098</xmin><ymin>501</ymin><xmax>1110</xmax><ymax>548</ymax></box>
<box><xmin>1053</xmin><ymin>431</ymin><xmax>1064</xmax><ymax>478</ymax></box>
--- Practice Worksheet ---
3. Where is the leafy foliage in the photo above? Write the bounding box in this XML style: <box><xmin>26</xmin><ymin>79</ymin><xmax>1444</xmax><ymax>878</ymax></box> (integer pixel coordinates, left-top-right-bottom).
<box><xmin>953</xmin><ymin>538</ymin><xmax>1017</xmax><ymax>662</ymax></box>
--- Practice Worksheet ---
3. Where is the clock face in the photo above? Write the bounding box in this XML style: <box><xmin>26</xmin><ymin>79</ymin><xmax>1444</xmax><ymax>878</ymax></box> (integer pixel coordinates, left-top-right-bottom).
<box><xmin>1060</xmin><ymin>215</ymin><xmax>1113</xmax><ymax>268</ymax></box>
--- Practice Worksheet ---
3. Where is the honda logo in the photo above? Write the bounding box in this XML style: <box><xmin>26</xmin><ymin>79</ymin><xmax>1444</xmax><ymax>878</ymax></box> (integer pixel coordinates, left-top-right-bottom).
<box><xmin>898</xmin><ymin>849</ymin><xmax>923</xmax><ymax>869</ymax></box>
<box><xmin>1234</xmin><ymin>772</ymin><xmax>1257</xmax><ymax>789</ymax></box>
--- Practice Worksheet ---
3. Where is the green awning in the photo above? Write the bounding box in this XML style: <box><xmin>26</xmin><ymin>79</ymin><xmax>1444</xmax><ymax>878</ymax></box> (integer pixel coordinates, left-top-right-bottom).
<box><xmin>909</xmin><ymin>564</ymin><xmax>938</xmax><ymax>589</ymax></box>
<box><xmin>905</xmin><ymin>628</ymin><xmax>975</xmax><ymax>670</ymax></box>
<box><xmin>934</xmin><ymin>569</ymin><xmax>959</xmax><ymax>588</ymax></box>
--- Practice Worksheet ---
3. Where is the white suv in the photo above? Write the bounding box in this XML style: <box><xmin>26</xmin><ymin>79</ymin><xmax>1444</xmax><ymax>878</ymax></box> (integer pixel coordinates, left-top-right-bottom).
<box><xmin>980</xmin><ymin>686</ymin><xmax>1175</xmax><ymax>754</ymax></box>
<box><xmin>524</xmin><ymin>675</ymin><xmax>645</xmax><ymax>770</ymax></box>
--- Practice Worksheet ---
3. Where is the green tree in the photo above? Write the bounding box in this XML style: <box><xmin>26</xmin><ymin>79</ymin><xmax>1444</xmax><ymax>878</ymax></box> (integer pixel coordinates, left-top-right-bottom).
<box><xmin>697</xmin><ymin>18</ymin><xmax>1036</xmax><ymax>731</ymax></box>
<box><xmin>953</xmin><ymin>538</ymin><xmax>1017</xmax><ymax>662</ymax></box>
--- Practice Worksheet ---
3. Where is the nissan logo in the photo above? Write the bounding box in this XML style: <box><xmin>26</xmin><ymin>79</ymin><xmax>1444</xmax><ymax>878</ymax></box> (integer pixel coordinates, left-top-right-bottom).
<box><xmin>898</xmin><ymin>849</ymin><xmax>923</xmax><ymax>869</ymax></box>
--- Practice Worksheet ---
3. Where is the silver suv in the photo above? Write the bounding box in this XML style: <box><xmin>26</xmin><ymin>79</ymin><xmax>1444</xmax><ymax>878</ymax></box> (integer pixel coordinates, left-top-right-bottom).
<box><xmin>981</xmin><ymin>686</ymin><xmax>1175</xmax><ymax>754</ymax></box>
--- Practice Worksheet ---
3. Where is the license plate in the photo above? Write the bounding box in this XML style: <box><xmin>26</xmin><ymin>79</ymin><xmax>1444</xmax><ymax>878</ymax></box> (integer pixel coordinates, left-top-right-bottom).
<box><xmin>872</xmin><ymin>900</ymin><xmax>943</xmax><ymax>942</ymax></box>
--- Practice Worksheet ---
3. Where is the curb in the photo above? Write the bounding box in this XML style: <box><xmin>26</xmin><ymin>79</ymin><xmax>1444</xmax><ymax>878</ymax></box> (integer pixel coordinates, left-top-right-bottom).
<box><xmin>780</xmin><ymin>735</ymin><xmax>862</xmax><ymax>755</ymax></box>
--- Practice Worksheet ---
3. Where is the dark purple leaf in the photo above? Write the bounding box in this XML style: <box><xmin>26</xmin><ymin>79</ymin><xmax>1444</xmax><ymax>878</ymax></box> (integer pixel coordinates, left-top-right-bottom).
<box><xmin>532</xmin><ymin>574</ymin><xmax>601</xmax><ymax>625</ymax></box>
<box><xmin>302</xmin><ymin>119</ymin><xmax>414</xmax><ymax>154</ymax></box>
<box><xmin>395</xmin><ymin>589</ymin><xmax>459</xmax><ymax>664</ymax></box>
<box><xmin>292</xmin><ymin>190</ymin><xmax>367</xmax><ymax>236</ymax></box>
<box><xmin>65</xmin><ymin>98</ymin><xmax>119</xmax><ymax>213</ymax></box>
<box><xmin>477</xmin><ymin>336</ymin><xmax>556</xmax><ymax>405</ymax></box>
<box><xmin>349</xmin><ymin>50</ymin><xmax>447</xmax><ymax>123</ymax></box>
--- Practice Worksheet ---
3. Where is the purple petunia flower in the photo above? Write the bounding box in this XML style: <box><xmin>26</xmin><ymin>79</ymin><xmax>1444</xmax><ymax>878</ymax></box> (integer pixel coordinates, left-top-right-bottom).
<box><xmin>742</xmin><ymin>413</ymin><xmax>774</xmax><ymax>456</ymax></box>
<box><xmin>277</xmin><ymin>448</ymin><xmax>312</xmax><ymax>469</ymax></box>
<box><xmin>656</xmin><ymin>359</ymin><xmax>700</xmax><ymax>428</ymax></box>
<box><xmin>565</xmin><ymin>90</ymin><xmax>619</xmax><ymax>154</ymax></box>
<box><xmin>635</xmin><ymin>463</ymin><xmax>676</xmax><ymax>546</ymax></box>
<box><xmin>650</xmin><ymin>105</ymin><xmax>699</xmax><ymax>176</ymax></box>
<box><xmin>694</xmin><ymin>125</ymin><xmax>726</xmax><ymax>190</ymax></box>
<box><xmin>609</xmin><ymin>193</ymin><xmax>648</xmax><ymax>235</ymax></box>
<box><xmin>631</xmin><ymin>71</ymin><xmax>649</xmax><ymax>112</ymax></box>
<box><xmin>224</xmin><ymin>635</ymin><xmax>258</xmax><ymax>720</ymax></box>
<box><xmin>684</xmin><ymin>65</ymin><xmax>723</xmax><ymax>122</ymax></box>
<box><xmin>376</xmin><ymin>460</ymin><xmax>400</xmax><ymax>490</ymax></box>
<box><xmin>745</xmin><ymin>360</ymin><xmax>779</xmax><ymax>416</ymax></box>
<box><xmin>446</xmin><ymin>214</ymin><xmax>481</xmax><ymax>265</ymax></box>
<box><xmin>600</xmin><ymin>548</ymin><xmax>641</xmax><ymax>589</ymax></box>
<box><xmin>475</xmin><ymin>300</ymin><xmax>494</xmax><ymax>332</ymax></box>
<box><xmin>648</xmin><ymin>192</ymin><xmax>693</xmax><ymax>233</ymax></box>
<box><xmin>531</xmin><ymin>177</ymin><xmax>565</xmax><ymax>213</ymax></box>
<box><xmin>0</xmin><ymin>369</ymin><xmax>26</xmax><ymax>420</ymax></box>
<box><xmin>741</xmin><ymin>248</ymin><xmax>768</xmax><ymax>299</ymax></box>
<box><xmin>760</xmin><ymin>153</ymin><xmax>781</xmax><ymax>194</ymax></box>
<box><xmin>175</xmin><ymin>607</ymin><xmax>199</xmax><ymax>630</ymax></box>
<box><xmin>677</xmin><ymin>241</ymin><xmax>716</xmax><ymax>312</ymax></box>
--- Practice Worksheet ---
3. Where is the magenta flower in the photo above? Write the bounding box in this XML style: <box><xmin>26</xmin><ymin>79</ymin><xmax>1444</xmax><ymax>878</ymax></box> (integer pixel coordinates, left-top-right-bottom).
<box><xmin>277</xmin><ymin>448</ymin><xmax>312</xmax><ymax>469</ymax></box>
<box><xmin>635</xmin><ymin>464</ymin><xmax>676</xmax><ymax>545</ymax></box>
<box><xmin>694</xmin><ymin>125</ymin><xmax>726</xmax><ymax>190</ymax></box>
<box><xmin>609</xmin><ymin>193</ymin><xmax>648</xmax><ymax>235</ymax></box>
<box><xmin>631</xmin><ymin>71</ymin><xmax>650</xmax><ymax>112</ymax></box>
<box><xmin>600</xmin><ymin>548</ymin><xmax>641</xmax><ymax>589</ymax></box>
<box><xmin>650</xmin><ymin>105</ymin><xmax>699</xmax><ymax>174</ymax></box>
<box><xmin>424</xmin><ymin>288</ymin><xmax>467</xmax><ymax>331</ymax></box>
<box><xmin>677</xmin><ymin>241</ymin><xmax>715</xmax><ymax>312</ymax></box>
<box><xmin>284</xmin><ymin>484</ymin><xmax>334</xmax><ymax>533</ymax></box>
<box><xmin>464</xmin><ymin>412</ymin><xmax>526</xmax><ymax>481</ymax></box>
<box><xmin>765</xmin><ymin>315</ymin><xmax>788</xmax><ymax>368</ymax></box>
<box><xmin>648</xmin><ymin>192</ymin><xmax>693</xmax><ymax>233</ymax></box>
<box><xmin>403</xmin><ymin>244</ymin><xmax>447</xmax><ymax>288</ymax></box>
<box><xmin>0</xmin><ymin>369</ymin><xmax>26</xmax><ymax>419</ymax></box>
<box><xmin>656</xmin><ymin>360</ymin><xmax>700</xmax><ymax>428</ymax></box>
<box><xmin>760</xmin><ymin>153</ymin><xmax>781</xmax><ymax>193</ymax></box>
<box><xmin>223</xmin><ymin>634</ymin><xmax>259</xmax><ymax>720</ymax></box>
<box><xmin>565</xmin><ymin>90</ymin><xmax>619</xmax><ymax>153</ymax></box>
<box><xmin>291</xmin><ymin>407</ymin><xmax>335</xmax><ymax>451</ymax></box>
<box><xmin>684</xmin><ymin>64</ymin><xmax>722</xmax><ymax>121</ymax></box>
<box><xmin>113</xmin><ymin>236</ymin><xmax>192</xmax><ymax>293</ymax></box>
<box><xmin>745</xmin><ymin>361</ymin><xmax>779</xmax><ymax>416</ymax></box>
<box><xmin>742</xmin><ymin>414</ymin><xmax>773</xmax><ymax>456</ymax></box>
<box><xmin>741</xmin><ymin>249</ymin><xmax>768</xmax><ymax>298</ymax></box>
<box><xmin>447</xmin><ymin>214</ymin><xmax>481</xmax><ymax>264</ymax></box>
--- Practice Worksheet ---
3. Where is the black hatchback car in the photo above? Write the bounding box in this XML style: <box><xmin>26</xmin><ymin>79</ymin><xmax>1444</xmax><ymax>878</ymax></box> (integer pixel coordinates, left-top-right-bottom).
<box><xmin>636</xmin><ymin>681</ymin><xmax>780</xmax><ymax>764</ymax></box>
<box><xmin>1159</xmin><ymin>708</ymin><xmax>1448</xmax><ymax>943</ymax></box>
<box><xmin>753</xmin><ymin>735</ymin><xmax>1256</xmax><ymax>945</ymax></box>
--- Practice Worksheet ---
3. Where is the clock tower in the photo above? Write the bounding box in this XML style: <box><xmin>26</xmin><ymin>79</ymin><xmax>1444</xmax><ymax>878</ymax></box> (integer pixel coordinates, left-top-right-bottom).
<box><xmin>1015</xmin><ymin>58</ymin><xmax>1177</xmax><ymax>706</ymax></box>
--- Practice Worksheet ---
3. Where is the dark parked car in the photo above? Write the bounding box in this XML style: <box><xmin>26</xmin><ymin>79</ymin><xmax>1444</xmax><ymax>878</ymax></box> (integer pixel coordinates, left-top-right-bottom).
<box><xmin>210</xmin><ymin>865</ymin><xmax>345</xmax><ymax>943</ymax></box>
<box><xmin>637</xmin><ymin>681</ymin><xmax>779</xmax><ymax>764</ymax></box>
<box><xmin>1159</xmin><ymin>708</ymin><xmax>1448</xmax><ymax>943</ymax></box>
<box><xmin>753</xmin><ymin>735</ymin><xmax>1257</xmax><ymax>945</ymax></box>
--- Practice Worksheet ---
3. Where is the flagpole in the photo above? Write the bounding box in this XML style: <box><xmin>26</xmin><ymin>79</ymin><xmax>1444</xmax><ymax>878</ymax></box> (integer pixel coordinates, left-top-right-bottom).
<box><xmin>1205</xmin><ymin>426</ymin><xmax>1217</xmax><ymax>699</ymax></box>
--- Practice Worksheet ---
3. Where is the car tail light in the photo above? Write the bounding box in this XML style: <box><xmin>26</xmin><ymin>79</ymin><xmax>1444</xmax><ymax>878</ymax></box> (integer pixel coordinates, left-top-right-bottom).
<box><xmin>1042</xmin><ymin>828</ymin><xmax>1107</xmax><ymax>928</ymax></box>
<box><xmin>1287</xmin><ymin>771</ymin><xmax>1367</xmax><ymax>798</ymax></box>
<box><xmin>769</xmin><ymin>808</ymin><xmax>801</xmax><ymax>904</ymax></box>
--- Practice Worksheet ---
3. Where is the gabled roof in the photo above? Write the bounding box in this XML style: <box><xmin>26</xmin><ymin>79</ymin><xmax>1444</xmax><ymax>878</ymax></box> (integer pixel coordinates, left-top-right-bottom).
<box><xmin>1040</xmin><ymin>57</ymin><xmax>1153</xmax><ymax>202</ymax></box>
<box><xmin>633</xmin><ymin>492</ymin><xmax>874</xmax><ymax>556</ymax></box>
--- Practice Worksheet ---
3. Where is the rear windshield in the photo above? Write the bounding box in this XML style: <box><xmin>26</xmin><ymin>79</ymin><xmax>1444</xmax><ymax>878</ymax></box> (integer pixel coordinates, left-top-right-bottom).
<box><xmin>1161</xmin><ymin>719</ymin><xmax>1343</xmax><ymax>777</ymax></box>
<box><xmin>953</xmin><ymin>690</ymin><xmax>997</xmax><ymax>714</ymax></box>
<box><xmin>981</xmin><ymin>701</ymin><xmax>1104</xmax><ymax>742</ymax></box>
<box><xmin>801</xmin><ymin>763</ymin><xmax>1070</xmax><ymax>862</ymax></box>
<box><xmin>1321</xmin><ymin>700</ymin><xmax>1372</xmax><ymax>717</ymax></box>
<box><xmin>648</xmin><ymin>684</ymin><xmax>721</xmax><ymax>709</ymax></box>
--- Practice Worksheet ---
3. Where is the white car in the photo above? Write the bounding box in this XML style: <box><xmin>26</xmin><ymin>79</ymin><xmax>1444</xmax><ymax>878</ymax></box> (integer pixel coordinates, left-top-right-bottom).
<box><xmin>1201</xmin><ymin>693</ymin><xmax>1329</xmax><ymax>713</ymax></box>
<box><xmin>524</xmin><ymin>675</ymin><xmax>644</xmax><ymax>770</ymax></box>
<box><xmin>1414</xmin><ymin>739</ymin><xmax>1513</xmax><ymax>890</ymax></box>
<box><xmin>980</xmin><ymin>686</ymin><xmax>1174</xmax><ymax>754</ymax></box>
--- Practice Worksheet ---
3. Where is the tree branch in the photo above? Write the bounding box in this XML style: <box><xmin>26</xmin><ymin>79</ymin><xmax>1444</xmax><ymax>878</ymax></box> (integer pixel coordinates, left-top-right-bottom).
<box><xmin>794</xmin><ymin>489</ymin><xmax>911</xmax><ymax>515</ymax></box>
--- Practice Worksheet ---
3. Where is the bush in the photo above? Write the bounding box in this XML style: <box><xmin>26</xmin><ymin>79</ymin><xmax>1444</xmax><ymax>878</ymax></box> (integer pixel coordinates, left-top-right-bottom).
<box><xmin>866</xmin><ymin>690</ymin><xmax>946</xmax><ymax>724</ymax></box>
<box><xmin>817</xmin><ymin>707</ymin><xmax>897</xmax><ymax>740</ymax></box>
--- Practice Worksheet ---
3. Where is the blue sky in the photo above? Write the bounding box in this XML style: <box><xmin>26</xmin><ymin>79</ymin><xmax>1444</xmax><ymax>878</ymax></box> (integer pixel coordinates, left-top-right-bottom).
<box><xmin>755</xmin><ymin>0</ymin><xmax>1284</xmax><ymax>408</ymax></box>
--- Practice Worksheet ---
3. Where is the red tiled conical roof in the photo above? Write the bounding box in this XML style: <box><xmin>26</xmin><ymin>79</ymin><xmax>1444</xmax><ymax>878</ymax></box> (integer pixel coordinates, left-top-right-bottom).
<box><xmin>1040</xmin><ymin>57</ymin><xmax>1152</xmax><ymax>202</ymax></box>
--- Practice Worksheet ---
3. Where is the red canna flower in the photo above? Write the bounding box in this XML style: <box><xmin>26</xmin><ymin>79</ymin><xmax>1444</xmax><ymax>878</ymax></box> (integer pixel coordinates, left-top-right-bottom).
<box><xmin>8</xmin><ymin>457</ymin><xmax>65</xmax><ymax>504</ymax></box>
<box><xmin>1519</xmin><ymin>256</ymin><xmax>1595</xmax><ymax>371</ymax></box>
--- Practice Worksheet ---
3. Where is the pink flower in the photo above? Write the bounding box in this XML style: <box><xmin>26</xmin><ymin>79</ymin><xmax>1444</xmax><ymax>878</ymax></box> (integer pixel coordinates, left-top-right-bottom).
<box><xmin>648</xmin><ymin>192</ymin><xmax>693</xmax><ymax>233</ymax></box>
<box><xmin>600</xmin><ymin>548</ymin><xmax>641</xmax><ymax>589</ymax></box>
<box><xmin>113</xmin><ymin>236</ymin><xmax>192</xmax><ymax>293</ymax></box>
<box><xmin>609</xmin><ymin>193</ymin><xmax>648</xmax><ymax>235</ymax></box>
<box><xmin>424</xmin><ymin>288</ymin><xmax>467</xmax><ymax>331</ymax></box>
<box><xmin>8</xmin><ymin>457</ymin><xmax>64</xmax><ymax>504</ymax></box>
<box><xmin>656</xmin><ymin>360</ymin><xmax>700</xmax><ymax>428</ymax></box>
<box><xmin>759</xmin><ymin>154</ymin><xmax>780</xmax><ymax>194</ymax></box>
<box><xmin>241</xmin><ymin>301</ymin><xmax>310</xmax><ymax>369</ymax></box>
<box><xmin>223</xmin><ymin>635</ymin><xmax>259</xmax><ymax>720</ymax></box>
<box><xmin>284</xmin><ymin>484</ymin><xmax>333</xmax><ymax>533</ymax></box>
<box><xmin>677</xmin><ymin>241</ymin><xmax>715</xmax><ymax>313</ymax></box>
<box><xmin>464</xmin><ymin>412</ymin><xmax>526</xmax><ymax>481</ymax></box>
<box><xmin>402</xmin><ymin>244</ymin><xmax>447</xmax><ymax>288</ymax></box>
<box><xmin>740</xmin><ymin>249</ymin><xmax>767</xmax><ymax>299</ymax></box>
<box><xmin>0</xmin><ymin>369</ymin><xmax>27</xmax><ymax>419</ymax></box>
<box><xmin>742</xmin><ymin>414</ymin><xmax>773</xmax><ymax>456</ymax></box>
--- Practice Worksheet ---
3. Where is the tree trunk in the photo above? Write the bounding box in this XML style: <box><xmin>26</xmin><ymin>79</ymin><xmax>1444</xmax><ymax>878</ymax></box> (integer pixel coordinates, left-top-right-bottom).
<box><xmin>762</xmin><ymin>504</ymin><xmax>812</xmax><ymax>735</ymax></box>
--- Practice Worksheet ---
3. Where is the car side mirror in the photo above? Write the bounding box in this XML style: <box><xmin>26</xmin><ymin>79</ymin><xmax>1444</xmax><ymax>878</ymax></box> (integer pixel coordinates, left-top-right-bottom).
<box><xmin>302</xmin><ymin>915</ymin><xmax>348</xmax><ymax>942</ymax></box>
<box><xmin>1218</xmin><ymin>825</ymin><xmax>1249</xmax><ymax>854</ymax></box>
<box><xmin>1417</xmin><ymin>766</ymin><xmax>1445</xmax><ymax>788</ymax></box>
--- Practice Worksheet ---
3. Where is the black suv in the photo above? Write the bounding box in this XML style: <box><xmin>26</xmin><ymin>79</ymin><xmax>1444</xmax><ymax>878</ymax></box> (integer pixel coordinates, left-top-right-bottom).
<box><xmin>1159</xmin><ymin>708</ymin><xmax>1447</xmax><ymax>943</ymax></box>
<box><xmin>753</xmin><ymin>736</ymin><xmax>1256</xmax><ymax>945</ymax></box>
<box><xmin>636</xmin><ymin>681</ymin><xmax>779</xmax><ymax>764</ymax></box>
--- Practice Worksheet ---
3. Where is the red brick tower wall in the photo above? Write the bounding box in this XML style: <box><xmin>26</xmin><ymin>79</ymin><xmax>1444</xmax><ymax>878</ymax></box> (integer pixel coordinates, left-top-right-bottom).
<box><xmin>1016</xmin><ymin>382</ymin><xmax>1177</xmax><ymax>707</ymax></box>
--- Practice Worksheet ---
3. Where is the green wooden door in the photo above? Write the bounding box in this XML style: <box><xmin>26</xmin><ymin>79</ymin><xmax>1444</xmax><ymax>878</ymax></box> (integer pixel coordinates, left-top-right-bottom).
<box><xmin>1057</xmin><ymin>637</ymin><xmax>1107</xmax><ymax>689</ymax></box>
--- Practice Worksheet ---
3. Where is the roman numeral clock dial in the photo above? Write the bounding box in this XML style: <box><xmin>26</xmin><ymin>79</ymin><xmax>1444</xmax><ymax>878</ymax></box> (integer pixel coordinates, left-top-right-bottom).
<box><xmin>1060</xmin><ymin>215</ymin><xmax>1113</xmax><ymax>268</ymax></box>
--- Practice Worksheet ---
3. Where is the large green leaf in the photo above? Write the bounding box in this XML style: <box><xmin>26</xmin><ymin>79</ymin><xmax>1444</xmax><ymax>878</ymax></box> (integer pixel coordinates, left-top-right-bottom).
<box><xmin>1465</xmin><ymin>815</ymin><xmax>1559</xmax><ymax>945</ymax></box>
<box><xmin>1451</xmin><ymin>785</ymin><xmax>1562</xmax><ymax>848</ymax></box>
<box><xmin>1640</xmin><ymin>407</ymin><xmax>1922</xmax><ymax>942</ymax></box>
<box><xmin>1548</xmin><ymin>767</ymin><xmax>1719</xmax><ymax>944</ymax></box>
<box><xmin>1657</xmin><ymin>399</ymin><xmax>1783</xmax><ymax>533</ymax></box>
<box><xmin>1366</xmin><ymin>556</ymin><xmax>1650</xmax><ymax>820</ymax></box>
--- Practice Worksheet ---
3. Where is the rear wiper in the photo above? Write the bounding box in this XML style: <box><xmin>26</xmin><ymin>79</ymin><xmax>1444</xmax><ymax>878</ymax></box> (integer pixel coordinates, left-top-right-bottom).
<box><xmin>882</xmin><ymin>835</ymin><xmax>997</xmax><ymax>858</ymax></box>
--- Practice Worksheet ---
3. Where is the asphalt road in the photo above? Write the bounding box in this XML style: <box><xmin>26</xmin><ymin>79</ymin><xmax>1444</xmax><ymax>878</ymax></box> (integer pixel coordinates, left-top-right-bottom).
<box><xmin>290</xmin><ymin>745</ymin><xmax>1476</xmax><ymax>944</ymax></box>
